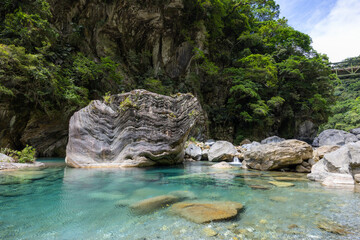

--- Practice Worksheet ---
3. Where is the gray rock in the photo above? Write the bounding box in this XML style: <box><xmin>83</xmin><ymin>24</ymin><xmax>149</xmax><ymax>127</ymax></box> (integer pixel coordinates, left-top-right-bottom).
<box><xmin>308</xmin><ymin>141</ymin><xmax>360</xmax><ymax>186</ymax></box>
<box><xmin>201</xmin><ymin>149</ymin><xmax>209</xmax><ymax>160</ymax></box>
<box><xmin>0</xmin><ymin>154</ymin><xmax>45</xmax><ymax>171</ymax></box>
<box><xmin>205</xmin><ymin>139</ymin><xmax>215</xmax><ymax>147</ymax></box>
<box><xmin>323</xmin><ymin>141</ymin><xmax>360</xmax><ymax>174</ymax></box>
<box><xmin>295</xmin><ymin>164</ymin><xmax>310</xmax><ymax>173</ymax></box>
<box><xmin>243</xmin><ymin>140</ymin><xmax>313</xmax><ymax>171</ymax></box>
<box><xmin>185</xmin><ymin>144</ymin><xmax>202</xmax><ymax>161</ymax></box>
<box><xmin>0</xmin><ymin>153</ymin><xmax>14</xmax><ymax>163</ymax></box>
<box><xmin>312</xmin><ymin>129</ymin><xmax>357</xmax><ymax>147</ymax></box>
<box><xmin>321</xmin><ymin>174</ymin><xmax>355</xmax><ymax>188</ymax></box>
<box><xmin>242</xmin><ymin>141</ymin><xmax>261</xmax><ymax>151</ymax></box>
<box><xmin>208</xmin><ymin>141</ymin><xmax>237</xmax><ymax>162</ymax></box>
<box><xmin>66</xmin><ymin>90</ymin><xmax>203</xmax><ymax>168</ymax></box>
<box><xmin>307</xmin><ymin>159</ymin><xmax>329</xmax><ymax>181</ymax></box>
<box><xmin>350</xmin><ymin>128</ymin><xmax>360</xmax><ymax>135</ymax></box>
<box><xmin>354</xmin><ymin>174</ymin><xmax>360</xmax><ymax>183</ymax></box>
<box><xmin>296</xmin><ymin>120</ymin><xmax>318</xmax><ymax>142</ymax></box>
<box><xmin>260</xmin><ymin>136</ymin><xmax>285</xmax><ymax>144</ymax></box>
<box><xmin>356</xmin><ymin>134</ymin><xmax>360</xmax><ymax>141</ymax></box>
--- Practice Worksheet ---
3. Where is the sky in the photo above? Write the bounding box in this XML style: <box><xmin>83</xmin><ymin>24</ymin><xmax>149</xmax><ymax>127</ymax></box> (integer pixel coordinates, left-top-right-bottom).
<box><xmin>275</xmin><ymin>0</ymin><xmax>360</xmax><ymax>62</ymax></box>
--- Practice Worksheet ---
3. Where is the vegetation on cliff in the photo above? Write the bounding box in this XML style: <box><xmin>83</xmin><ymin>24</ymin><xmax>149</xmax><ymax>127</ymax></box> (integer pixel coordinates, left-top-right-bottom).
<box><xmin>0</xmin><ymin>0</ymin><xmax>338</xmax><ymax>154</ymax></box>
<box><xmin>320</xmin><ymin>56</ymin><xmax>360</xmax><ymax>132</ymax></box>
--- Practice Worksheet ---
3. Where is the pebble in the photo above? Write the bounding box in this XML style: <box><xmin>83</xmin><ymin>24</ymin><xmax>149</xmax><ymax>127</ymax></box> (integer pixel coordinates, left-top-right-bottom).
<box><xmin>203</xmin><ymin>227</ymin><xmax>218</xmax><ymax>237</ymax></box>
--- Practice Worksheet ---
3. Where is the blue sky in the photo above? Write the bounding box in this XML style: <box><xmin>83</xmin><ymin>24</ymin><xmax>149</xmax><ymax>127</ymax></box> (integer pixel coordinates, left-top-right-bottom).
<box><xmin>276</xmin><ymin>0</ymin><xmax>360</xmax><ymax>62</ymax></box>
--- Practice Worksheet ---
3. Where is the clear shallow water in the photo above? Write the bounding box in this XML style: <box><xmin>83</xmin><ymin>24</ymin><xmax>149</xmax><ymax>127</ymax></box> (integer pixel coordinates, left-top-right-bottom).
<box><xmin>0</xmin><ymin>160</ymin><xmax>360</xmax><ymax>240</ymax></box>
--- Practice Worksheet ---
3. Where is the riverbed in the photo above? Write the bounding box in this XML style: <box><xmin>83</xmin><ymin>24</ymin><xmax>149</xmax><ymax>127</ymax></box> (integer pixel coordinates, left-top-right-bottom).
<box><xmin>0</xmin><ymin>160</ymin><xmax>359</xmax><ymax>239</ymax></box>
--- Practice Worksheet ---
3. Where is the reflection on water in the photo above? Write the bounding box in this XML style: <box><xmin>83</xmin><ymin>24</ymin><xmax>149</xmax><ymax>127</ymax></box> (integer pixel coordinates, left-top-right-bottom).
<box><xmin>0</xmin><ymin>160</ymin><xmax>360</xmax><ymax>240</ymax></box>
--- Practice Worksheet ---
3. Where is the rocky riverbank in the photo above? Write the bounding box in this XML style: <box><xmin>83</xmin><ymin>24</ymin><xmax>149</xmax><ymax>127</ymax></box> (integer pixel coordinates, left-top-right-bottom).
<box><xmin>0</xmin><ymin>153</ymin><xmax>44</xmax><ymax>171</ymax></box>
<box><xmin>185</xmin><ymin>128</ymin><xmax>360</xmax><ymax>191</ymax></box>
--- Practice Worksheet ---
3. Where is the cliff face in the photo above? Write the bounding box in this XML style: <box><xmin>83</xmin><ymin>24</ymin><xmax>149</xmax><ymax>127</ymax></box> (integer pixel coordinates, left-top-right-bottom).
<box><xmin>49</xmin><ymin>0</ymin><xmax>204</xmax><ymax>79</ymax></box>
<box><xmin>0</xmin><ymin>0</ymin><xmax>213</xmax><ymax>157</ymax></box>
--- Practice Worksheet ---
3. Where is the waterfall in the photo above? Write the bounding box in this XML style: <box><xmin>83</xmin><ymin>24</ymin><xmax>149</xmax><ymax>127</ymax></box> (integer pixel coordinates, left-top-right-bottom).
<box><xmin>230</xmin><ymin>156</ymin><xmax>242</xmax><ymax>165</ymax></box>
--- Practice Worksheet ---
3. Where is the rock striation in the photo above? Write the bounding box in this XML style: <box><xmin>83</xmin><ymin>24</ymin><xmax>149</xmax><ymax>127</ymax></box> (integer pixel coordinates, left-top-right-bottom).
<box><xmin>243</xmin><ymin>140</ymin><xmax>313</xmax><ymax>171</ymax></box>
<box><xmin>66</xmin><ymin>90</ymin><xmax>203</xmax><ymax>168</ymax></box>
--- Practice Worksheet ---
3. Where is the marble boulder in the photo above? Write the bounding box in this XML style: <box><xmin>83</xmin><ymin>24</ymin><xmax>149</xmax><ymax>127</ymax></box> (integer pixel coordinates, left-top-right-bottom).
<box><xmin>66</xmin><ymin>90</ymin><xmax>203</xmax><ymax>168</ymax></box>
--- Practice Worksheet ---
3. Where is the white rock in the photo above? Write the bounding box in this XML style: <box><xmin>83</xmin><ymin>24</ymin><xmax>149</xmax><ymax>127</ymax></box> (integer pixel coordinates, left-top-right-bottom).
<box><xmin>208</xmin><ymin>141</ymin><xmax>237</xmax><ymax>162</ymax></box>
<box><xmin>211</xmin><ymin>161</ymin><xmax>233</xmax><ymax>169</ymax></box>
<box><xmin>185</xmin><ymin>143</ymin><xmax>202</xmax><ymax>161</ymax></box>
<box><xmin>321</xmin><ymin>174</ymin><xmax>355</xmax><ymax>188</ymax></box>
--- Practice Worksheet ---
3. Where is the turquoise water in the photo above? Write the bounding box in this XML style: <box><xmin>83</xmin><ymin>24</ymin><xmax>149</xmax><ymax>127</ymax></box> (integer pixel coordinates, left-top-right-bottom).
<box><xmin>0</xmin><ymin>160</ymin><xmax>360</xmax><ymax>240</ymax></box>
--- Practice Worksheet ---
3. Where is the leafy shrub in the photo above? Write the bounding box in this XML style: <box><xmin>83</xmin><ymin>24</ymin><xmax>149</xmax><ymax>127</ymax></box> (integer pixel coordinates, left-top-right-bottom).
<box><xmin>0</xmin><ymin>145</ymin><xmax>36</xmax><ymax>163</ymax></box>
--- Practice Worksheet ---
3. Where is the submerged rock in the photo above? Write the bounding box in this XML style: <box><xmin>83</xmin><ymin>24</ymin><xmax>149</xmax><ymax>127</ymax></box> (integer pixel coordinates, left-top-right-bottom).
<box><xmin>168</xmin><ymin>190</ymin><xmax>196</xmax><ymax>200</ymax></box>
<box><xmin>66</xmin><ymin>90</ymin><xmax>203</xmax><ymax>168</ymax></box>
<box><xmin>273</xmin><ymin>177</ymin><xmax>308</xmax><ymax>182</ymax></box>
<box><xmin>130</xmin><ymin>195</ymin><xmax>180</xmax><ymax>214</ymax></box>
<box><xmin>268</xmin><ymin>181</ymin><xmax>295</xmax><ymax>187</ymax></box>
<box><xmin>243</xmin><ymin>140</ymin><xmax>313</xmax><ymax>171</ymax></box>
<box><xmin>317</xmin><ymin>220</ymin><xmax>349</xmax><ymax>235</ymax></box>
<box><xmin>249</xmin><ymin>185</ymin><xmax>271</xmax><ymax>190</ymax></box>
<box><xmin>208</xmin><ymin>141</ymin><xmax>237</xmax><ymax>162</ymax></box>
<box><xmin>269</xmin><ymin>196</ymin><xmax>288</xmax><ymax>202</ymax></box>
<box><xmin>312</xmin><ymin>129</ymin><xmax>357</xmax><ymax>147</ymax></box>
<box><xmin>170</xmin><ymin>201</ymin><xmax>243</xmax><ymax>223</ymax></box>
<box><xmin>202</xmin><ymin>227</ymin><xmax>218</xmax><ymax>237</ymax></box>
<box><xmin>211</xmin><ymin>161</ymin><xmax>233</xmax><ymax>169</ymax></box>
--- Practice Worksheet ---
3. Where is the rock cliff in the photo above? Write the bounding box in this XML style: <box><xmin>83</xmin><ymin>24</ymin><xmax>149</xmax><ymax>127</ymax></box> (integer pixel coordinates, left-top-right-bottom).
<box><xmin>49</xmin><ymin>0</ymin><xmax>203</xmax><ymax>79</ymax></box>
<box><xmin>66</xmin><ymin>90</ymin><xmax>203</xmax><ymax>167</ymax></box>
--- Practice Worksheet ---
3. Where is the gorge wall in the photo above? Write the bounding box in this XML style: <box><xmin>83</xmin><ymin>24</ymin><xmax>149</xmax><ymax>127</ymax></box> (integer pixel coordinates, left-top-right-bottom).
<box><xmin>0</xmin><ymin>0</ymin><xmax>333</xmax><ymax>156</ymax></box>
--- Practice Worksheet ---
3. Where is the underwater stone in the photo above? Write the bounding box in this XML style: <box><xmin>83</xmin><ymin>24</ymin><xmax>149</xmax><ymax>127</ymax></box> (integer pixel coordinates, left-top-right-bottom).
<box><xmin>268</xmin><ymin>181</ymin><xmax>295</xmax><ymax>187</ymax></box>
<box><xmin>170</xmin><ymin>201</ymin><xmax>243</xmax><ymax>223</ymax></box>
<box><xmin>130</xmin><ymin>195</ymin><xmax>180</xmax><ymax>214</ymax></box>
<box><xmin>66</xmin><ymin>90</ymin><xmax>203</xmax><ymax>168</ymax></box>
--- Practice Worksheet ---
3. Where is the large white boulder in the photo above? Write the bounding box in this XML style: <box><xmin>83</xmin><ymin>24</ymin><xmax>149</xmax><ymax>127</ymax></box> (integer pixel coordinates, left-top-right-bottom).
<box><xmin>208</xmin><ymin>141</ymin><xmax>237</xmax><ymax>162</ymax></box>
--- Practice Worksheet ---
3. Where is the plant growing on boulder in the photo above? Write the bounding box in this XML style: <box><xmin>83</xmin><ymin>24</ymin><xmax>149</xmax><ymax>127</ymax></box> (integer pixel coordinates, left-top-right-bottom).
<box><xmin>0</xmin><ymin>145</ymin><xmax>36</xmax><ymax>163</ymax></box>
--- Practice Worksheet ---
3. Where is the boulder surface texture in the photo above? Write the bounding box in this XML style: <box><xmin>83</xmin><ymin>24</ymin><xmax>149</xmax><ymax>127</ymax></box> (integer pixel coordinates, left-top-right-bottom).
<box><xmin>66</xmin><ymin>90</ymin><xmax>202</xmax><ymax>168</ymax></box>
<box><xmin>312</xmin><ymin>129</ymin><xmax>357</xmax><ymax>147</ymax></box>
<box><xmin>260</xmin><ymin>136</ymin><xmax>285</xmax><ymax>144</ymax></box>
<box><xmin>208</xmin><ymin>141</ymin><xmax>238</xmax><ymax>162</ymax></box>
<box><xmin>170</xmin><ymin>201</ymin><xmax>243</xmax><ymax>223</ymax></box>
<box><xmin>243</xmin><ymin>140</ymin><xmax>313</xmax><ymax>171</ymax></box>
<box><xmin>308</xmin><ymin>141</ymin><xmax>360</xmax><ymax>186</ymax></box>
<box><xmin>185</xmin><ymin>143</ymin><xmax>202</xmax><ymax>161</ymax></box>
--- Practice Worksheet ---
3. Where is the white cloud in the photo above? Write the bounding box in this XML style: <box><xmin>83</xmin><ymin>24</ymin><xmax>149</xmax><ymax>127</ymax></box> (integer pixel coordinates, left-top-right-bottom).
<box><xmin>310</xmin><ymin>0</ymin><xmax>360</xmax><ymax>62</ymax></box>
